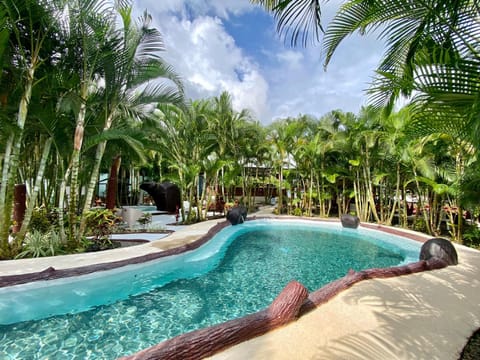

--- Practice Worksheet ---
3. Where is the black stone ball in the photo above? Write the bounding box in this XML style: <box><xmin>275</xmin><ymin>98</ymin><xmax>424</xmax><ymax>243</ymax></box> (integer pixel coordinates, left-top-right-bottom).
<box><xmin>419</xmin><ymin>237</ymin><xmax>458</xmax><ymax>265</ymax></box>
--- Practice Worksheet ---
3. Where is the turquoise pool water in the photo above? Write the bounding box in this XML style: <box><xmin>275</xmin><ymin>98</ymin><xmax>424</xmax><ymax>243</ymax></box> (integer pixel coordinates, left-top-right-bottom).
<box><xmin>0</xmin><ymin>220</ymin><xmax>421</xmax><ymax>359</ymax></box>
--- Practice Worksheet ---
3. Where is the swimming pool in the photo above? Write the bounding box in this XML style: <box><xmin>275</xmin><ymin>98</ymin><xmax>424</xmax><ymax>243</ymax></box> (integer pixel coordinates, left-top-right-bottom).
<box><xmin>0</xmin><ymin>219</ymin><xmax>421</xmax><ymax>359</ymax></box>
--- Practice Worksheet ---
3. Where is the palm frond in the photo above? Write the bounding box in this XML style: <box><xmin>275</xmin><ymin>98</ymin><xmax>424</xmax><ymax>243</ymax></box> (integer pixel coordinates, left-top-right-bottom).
<box><xmin>130</xmin><ymin>58</ymin><xmax>184</xmax><ymax>94</ymax></box>
<box><xmin>251</xmin><ymin>0</ymin><xmax>323</xmax><ymax>47</ymax></box>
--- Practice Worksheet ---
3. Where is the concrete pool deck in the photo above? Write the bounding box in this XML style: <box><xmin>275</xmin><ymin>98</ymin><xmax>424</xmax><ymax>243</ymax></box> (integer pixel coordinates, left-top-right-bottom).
<box><xmin>1</xmin><ymin>208</ymin><xmax>479</xmax><ymax>359</ymax></box>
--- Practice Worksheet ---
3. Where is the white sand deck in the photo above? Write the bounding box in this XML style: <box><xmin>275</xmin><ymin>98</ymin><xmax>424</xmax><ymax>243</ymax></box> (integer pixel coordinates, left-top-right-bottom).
<box><xmin>1</xmin><ymin>209</ymin><xmax>479</xmax><ymax>359</ymax></box>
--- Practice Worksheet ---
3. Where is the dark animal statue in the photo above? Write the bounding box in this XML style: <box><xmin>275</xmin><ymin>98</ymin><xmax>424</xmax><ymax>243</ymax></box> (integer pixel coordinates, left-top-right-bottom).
<box><xmin>341</xmin><ymin>214</ymin><xmax>360</xmax><ymax>229</ymax></box>
<box><xmin>419</xmin><ymin>237</ymin><xmax>458</xmax><ymax>265</ymax></box>
<box><xmin>226</xmin><ymin>206</ymin><xmax>247</xmax><ymax>225</ymax></box>
<box><xmin>140</xmin><ymin>182</ymin><xmax>180</xmax><ymax>213</ymax></box>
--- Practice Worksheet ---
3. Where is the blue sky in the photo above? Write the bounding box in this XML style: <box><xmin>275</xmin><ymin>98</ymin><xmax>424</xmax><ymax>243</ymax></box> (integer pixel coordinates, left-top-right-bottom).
<box><xmin>133</xmin><ymin>0</ymin><xmax>385</xmax><ymax>124</ymax></box>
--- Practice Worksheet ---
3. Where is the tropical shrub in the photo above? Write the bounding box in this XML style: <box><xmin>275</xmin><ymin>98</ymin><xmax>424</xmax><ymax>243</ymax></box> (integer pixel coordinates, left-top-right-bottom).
<box><xmin>137</xmin><ymin>212</ymin><xmax>152</xmax><ymax>228</ymax></box>
<box><xmin>83</xmin><ymin>209</ymin><xmax>121</xmax><ymax>251</ymax></box>
<box><xmin>16</xmin><ymin>230</ymin><xmax>64</xmax><ymax>258</ymax></box>
<box><xmin>463</xmin><ymin>226</ymin><xmax>480</xmax><ymax>249</ymax></box>
<box><xmin>29</xmin><ymin>208</ymin><xmax>52</xmax><ymax>233</ymax></box>
<box><xmin>413</xmin><ymin>217</ymin><xmax>427</xmax><ymax>233</ymax></box>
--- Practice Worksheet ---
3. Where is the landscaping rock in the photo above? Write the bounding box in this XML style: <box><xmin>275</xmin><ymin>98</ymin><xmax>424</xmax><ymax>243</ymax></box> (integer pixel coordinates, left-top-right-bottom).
<box><xmin>226</xmin><ymin>206</ymin><xmax>247</xmax><ymax>225</ymax></box>
<box><xmin>419</xmin><ymin>237</ymin><xmax>458</xmax><ymax>265</ymax></box>
<box><xmin>341</xmin><ymin>214</ymin><xmax>360</xmax><ymax>229</ymax></box>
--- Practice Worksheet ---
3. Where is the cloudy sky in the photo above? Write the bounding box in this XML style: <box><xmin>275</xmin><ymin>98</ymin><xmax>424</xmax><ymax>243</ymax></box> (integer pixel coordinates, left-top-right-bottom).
<box><xmin>133</xmin><ymin>0</ymin><xmax>386</xmax><ymax>124</ymax></box>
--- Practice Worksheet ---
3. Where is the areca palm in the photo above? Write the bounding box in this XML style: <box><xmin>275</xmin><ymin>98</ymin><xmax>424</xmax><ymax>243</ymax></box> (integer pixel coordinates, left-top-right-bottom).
<box><xmin>255</xmin><ymin>0</ymin><xmax>479</xmax><ymax>145</ymax></box>
<box><xmin>312</xmin><ymin>113</ymin><xmax>344</xmax><ymax>217</ymax></box>
<box><xmin>0</xmin><ymin>0</ymin><xmax>61</xmax><ymax>255</ymax></box>
<box><xmin>267</xmin><ymin>119</ymin><xmax>299</xmax><ymax>213</ymax></box>
<box><xmin>208</xmin><ymin>91</ymin><xmax>253</xmax><ymax>201</ymax></box>
<box><xmin>250</xmin><ymin>0</ymin><xmax>323</xmax><ymax>47</ymax></box>
<box><xmin>375</xmin><ymin>107</ymin><xmax>413</xmax><ymax>226</ymax></box>
<box><xmin>77</xmin><ymin>3</ymin><xmax>184</xmax><ymax>238</ymax></box>
<box><xmin>55</xmin><ymin>0</ymin><xmax>121</xmax><ymax>243</ymax></box>
<box><xmin>231</xmin><ymin>119</ymin><xmax>264</xmax><ymax>208</ymax></box>
<box><xmin>15</xmin><ymin>84</ymin><xmax>66</xmax><ymax>242</ymax></box>
<box><xmin>155</xmin><ymin>101</ymin><xmax>214</xmax><ymax>222</ymax></box>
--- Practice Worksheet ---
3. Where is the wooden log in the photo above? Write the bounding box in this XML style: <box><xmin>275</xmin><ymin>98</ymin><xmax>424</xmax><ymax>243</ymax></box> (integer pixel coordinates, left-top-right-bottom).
<box><xmin>119</xmin><ymin>280</ymin><xmax>309</xmax><ymax>360</ymax></box>
<box><xmin>300</xmin><ymin>258</ymin><xmax>449</xmax><ymax>315</ymax></box>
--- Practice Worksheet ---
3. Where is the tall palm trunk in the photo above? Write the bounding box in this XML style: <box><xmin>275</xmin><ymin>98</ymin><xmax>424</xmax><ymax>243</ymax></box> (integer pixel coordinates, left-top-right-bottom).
<box><xmin>412</xmin><ymin>168</ymin><xmax>433</xmax><ymax>235</ymax></box>
<box><xmin>105</xmin><ymin>155</ymin><xmax>121</xmax><ymax>210</ymax></box>
<box><xmin>57</xmin><ymin>164</ymin><xmax>71</xmax><ymax>243</ymax></box>
<box><xmin>16</xmin><ymin>138</ymin><xmax>53</xmax><ymax>242</ymax></box>
<box><xmin>79</xmin><ymin>112</ymin><xmax>115</xmax><ymax>236</ymax></box>
<box><xmin>277</xmin><ymin>165</ymin><xmax>283</xmax><ymax>214</ymax></box>
<box><xmin>0</xmin><ymin>65</ymin><xmax>35</xmax><ymax>253</ymax></box>
<box><xmin>69</xmin><ymin>99</ymin><xmax>87</xmax><ymax>243</ymax></box>
<box><xmin>319</xmin><ymin>162</ymin><xmax>326</xmax><ymax>217</ymax></box>
<box><xmin>308</xmin><ymin>167</ymin><xmax>314</xmax><ymax>217</ymax></box>
<box><xmin>386</xmin><ymin>162</ymin><xmax>401</xmax><ymax>225</ymax></box>
<box><xmin>363</xmin><ymin>148</ymin><xmax>380</xmax><ymax>223</ymax></box>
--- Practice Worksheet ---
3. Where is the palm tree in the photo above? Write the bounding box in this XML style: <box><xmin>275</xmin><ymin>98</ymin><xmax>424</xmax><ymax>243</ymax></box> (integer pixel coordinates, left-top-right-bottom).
<box><xmin>323</xmin><ymin>1</ymin><xmax>480</xmax><ymax>140</ymax></box>
<box><xmin>208</xmin><ymin>91</ymin><xmax>253</xmax><ymax>202</ymax></box>
<box><xmin>266</xmin><ymin>119</ymin><xmax>299</xmax><ymax>214</ymax></box>
<box><xmin>254</xmin><ymin>1</ymin><xmax>480</xmax><ymax>200</ymax></box>
<box><xmin>155</xmin><ymin>101</ymin><xmax>214</xmax><ymax>222</ymax></box>
<box><xmin>254</xmin><ymin>0</ymin><xmax>478</xmax><ymax>124</ymax></box>
<box><xmin>0</xmin><ymin>0</ymin><xmax>61</xmax><ymax>255</ymax></box>
<box><xmin>77</xmin><ymin>3</ymin><xmax>184</xmax><ymax>237</ymax></box>
<box><xmin>53</xmin><ymin>0</ymin><xmax>122</xmax><ymax>243</ymax></box>
<box><xmin>250</xmin><ymin>0</ymin><xmax>323</xmax><ymax>47</ymax></box>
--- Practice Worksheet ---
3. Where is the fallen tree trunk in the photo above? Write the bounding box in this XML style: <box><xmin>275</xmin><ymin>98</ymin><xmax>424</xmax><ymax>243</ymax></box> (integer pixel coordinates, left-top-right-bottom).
<box><xmin>300</xmin><ymin>258</ymin><xmax>448</xmax><ymax>314</ymax></box>
<box><xmin>119</xmin><ymin>280</ymin><xmax>309</xmax><ymax>360</ymax></box>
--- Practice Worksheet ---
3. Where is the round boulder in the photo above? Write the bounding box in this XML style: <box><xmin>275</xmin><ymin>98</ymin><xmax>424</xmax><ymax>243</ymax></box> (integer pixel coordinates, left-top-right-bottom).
<box><xmin>341</xmin><ymin>214</ymin><xmax>360</xmax><ymax>229</ymax></box>
<box><xmin>419</xmin><ymin>237</ymin><xmax>458</xmax><ymax>265</ymax></box>
<box><xmin>226</xmin><ymin>206</ymin><xmax>247</xmax><ymax>225</ymax></box>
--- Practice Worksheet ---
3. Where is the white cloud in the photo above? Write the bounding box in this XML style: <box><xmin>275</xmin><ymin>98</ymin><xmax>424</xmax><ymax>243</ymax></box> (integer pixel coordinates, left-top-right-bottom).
<box><xmin>135</xmin><ymin>0</ymin><xmax>253</xmax><ymax>19</ymax></box>
<box><xmin>133</xmin><ymin>0</ymin><xmax>386</xmax><ymax>124</ymax></box>
<box><xmin>276</xmin><ymin>50</ymin><xmax>304</xmax><ymax>70</ymax></box>
<box><xmin>134</xmin><ymin>3</ymin><xmax>272</xmax><ymax>122</ymax></box>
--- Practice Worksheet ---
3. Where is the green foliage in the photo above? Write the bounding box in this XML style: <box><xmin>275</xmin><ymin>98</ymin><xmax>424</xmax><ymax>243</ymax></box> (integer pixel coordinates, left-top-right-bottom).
<box><xmin>84</xmin><ymin>209</ymin><xmax>120</xmax><ymax>240</ymax></box>
<box><xmin>83</xmin><ymin>209</ymin><xmax>121</xmax><ymax>251</ymax></box>
<box><xmin>137</xmin><ymin>212</ymin><xmax>152</xmax><ymax>227</ymax></box>
<box><xmin>293</xmin><ymin>207</ymin><xmax>303</xmax><ymax>216</ymax></box>
<box><xmin>463</xmin><ymin>226</ymin><xmax>480</xmax><ymax>249</ymax></box>
<box><xmin>413</xmin><ymin>216</ymin><xmax>427</xmax><ymax>233</ymax></box>
<box><xmin>16</xmin><ymin>230</ymin><xmax>64</xmax><ymax>258</ymax></box>
<box><xmin>29</xmin><ymin>208</ymin><xmax>52</xmax><ymax>233</ymax></box>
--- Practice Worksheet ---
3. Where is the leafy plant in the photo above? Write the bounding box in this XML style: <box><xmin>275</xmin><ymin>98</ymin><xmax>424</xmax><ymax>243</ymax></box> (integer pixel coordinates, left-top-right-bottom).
<box><xmin>16</xmin><ymin>230</ymin><xmax>64</xmax><ymax>258</ymax></box>
<box><xmin>413</xmin><ymin>216</ymin><xmax>427</xmax><ymax>233</ymax></box>
<box><xmin>137</xmin><ymin>212</ymin><xmax>152</xmax><ymax>228</ymax></box>
<box><xmin>84</xmin><ymin>209</ymin><xmax>120</xmax><ymax>239</ymax></box>
<box><xmin>463</xmin><ymin>226</ymin><xmax>480</xmax><ymax>249</ymax></box>
<box><xmin>29</xmin><ymin>208</ymin><xmax>52</xmax><ymax>233</ymax></box>
<box><xmin>84</xmin><ymin>209</ymin><xmax>121</xmax><ymax>251</ymax></box>
<box><xmin>293</xmin><ymin>207</ymin><xmax>303</xmax><ymax>216</ymax></box>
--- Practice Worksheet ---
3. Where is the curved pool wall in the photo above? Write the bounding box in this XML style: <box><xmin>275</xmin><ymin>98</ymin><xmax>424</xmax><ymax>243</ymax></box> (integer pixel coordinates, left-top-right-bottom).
<box><xmin>0</xmin><ymin>219</ymin><xmax>422</xmax><ymax>326</ymax></box>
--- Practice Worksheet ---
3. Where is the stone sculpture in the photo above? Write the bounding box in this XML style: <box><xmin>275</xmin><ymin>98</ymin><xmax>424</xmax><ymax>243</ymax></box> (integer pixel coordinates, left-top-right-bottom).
<box><xmin>226</xmin><ymin>206</ymin><xmax>247</xmax><ymax>225</ymax></box>
<box><xmin>341</xmin><ymin>214</ymin><xmax>360</xmax><ymax>229</ymax></box>
<box><xmin>140</xmin><ymin>182</ymin><xmax>180</xmax><ymax>213</ymax></box>
<box><xmin>419</xmin><ymin>237</ymin><xmax>458</xmax><ymax>265</ymax></box>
